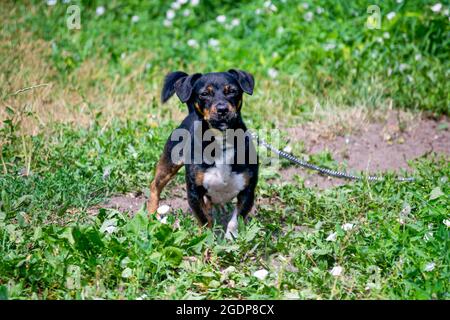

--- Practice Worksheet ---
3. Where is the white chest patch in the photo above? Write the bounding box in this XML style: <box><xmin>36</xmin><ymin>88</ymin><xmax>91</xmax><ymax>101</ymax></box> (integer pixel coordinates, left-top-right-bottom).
<box><xmin>202</xmin><ymin>137</ymin><xmax>246</xmax><ymax>204</ymax></box>
<box><xmin>203</xmin><ymin>165</ymin><xmax>246</xmax><ymax>204</ymax></box>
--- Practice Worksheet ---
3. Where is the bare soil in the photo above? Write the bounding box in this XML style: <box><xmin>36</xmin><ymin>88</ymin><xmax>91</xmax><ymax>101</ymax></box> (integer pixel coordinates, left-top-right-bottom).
<box><xmin>96</xmin><ymin>111</ymin><xmax>449</xmax><ymax>214</ymax></box>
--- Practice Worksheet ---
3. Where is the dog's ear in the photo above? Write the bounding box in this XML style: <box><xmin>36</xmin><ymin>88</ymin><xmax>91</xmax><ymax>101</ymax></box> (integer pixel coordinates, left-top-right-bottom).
<box><xmin>161</xmin><ymin>71</ymin><xmax>189</xmax><ymax>103</ymax></box>
<box><xmin>174</xmin><ymin>73</ymin><xmax>202</xmax><ymax>102</ymax></box>
<box><xmin>228</xmin><ymin>69</ymin><xmax>254</xmax><ymax>95</ymax></box>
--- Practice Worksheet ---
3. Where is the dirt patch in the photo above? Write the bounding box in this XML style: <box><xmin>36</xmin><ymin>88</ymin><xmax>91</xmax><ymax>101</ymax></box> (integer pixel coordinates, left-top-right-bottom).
<box><xmin>280</xmin><ymin>111</ymin><xmax>449</xmax><ymax>188</ymax></box>
<box><xmin>93</xmin><ymin>110</ymin><xmax>449</xmax><ymax>214</ymax></box>
<box><xmin>93</xmin><ymin>183</ymin><xmax>190</xmax><ymax>216</ymax></box>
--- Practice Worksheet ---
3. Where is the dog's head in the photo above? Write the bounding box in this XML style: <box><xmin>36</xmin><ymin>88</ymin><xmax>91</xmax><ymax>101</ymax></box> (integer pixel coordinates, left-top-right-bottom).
<box><xmin>161</xmin><ymin>70</ymin><xmax>254</xmax><ymax>130</ymax></box>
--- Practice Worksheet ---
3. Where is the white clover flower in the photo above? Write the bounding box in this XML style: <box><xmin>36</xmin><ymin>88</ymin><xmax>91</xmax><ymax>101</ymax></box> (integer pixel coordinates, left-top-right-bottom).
<box><xmin>269</xmin><ymin>3</ymin><xmax>277</xmax><ymax>12</ymax></box>
<box><xmin>326</xmin><ymin>232</ymin><xmax>337</xmax><ymax>242</ymax></box>
<box><xmin>163</xmin><ymin>19</ymin><xmax>173</xmax><ymax>27</ymax></box>
<box><xmin>443</xmin><ymin>219</ymin><xmax>450</xmax><ymax>227</ymax></box>
<box><xmin>178</xmin><ymin>0</ymin><xmax>189</xmax><ymax>4</ymax></box>
<box><xmin>253</xmin><ymin>269</ymin><xmax>269</xmax><ymax>280</ymax></box>
<box><xmin>444</xmin><ymin>8</ymin><xmax>449</xmax><ymax>16</ymax></box>
<box><xmin>187</xmin><ymin>39</ymin><xmax>199</xmax><ymax>48</ymax></box>
<box><xmin>208</xmin><ymin>38</ymin><xmax>220</xmax><ymax>47</ymax></box>
<box><xmin>330</xmin><ymin>266</ymin><xmax>343</xmax><ymax>276</ymax></box>
<box><xmin>231</xmin><ymin>18</ymin><xmax>240</xmax><ymax>27</ymax></box>
<box><xmin>396</xmin><ymin>0</ymin><xmax>403</xmax><ymax>3</ymax></box>
<box><xmin>183</xmin><ymin>9</ymin><xmax>191</xmax><ymax>17</ymax></box>
<box><xmin>120</xmin><ymin>52</ymin><xmax>126</xmax><ymax>59</ymax></box>
<box><xmin>268</xmin><ymin>68</ymin><xmax>278</xmax><ymax>79</ymax></box>
<box><xmin>131</xmin><ymin>15</ymin><xmax>139</xmax><ymax>23</ymax></box>
<box><xmin>316</xmin><ymin>7</ymin><xmax>324</xmax><ymax>14</ymax></box>
<box><xmin>424</xmin><ymin>262</ymin><xmax>436</xmax><ymax>272</ymax></box>
<box><xmin>166</xmin><ymin>9</ymin><xmax>176</xmax><ymax>20</ymax></box>
<box><xmin>255</xmin><ymin>8</ymin><xmax>263</xmax><ymax>15</ymax></box>
<box><xmin>171</xmin><ymin>2</ymin><xmax>181</xmax><ymax>10</ymax></box>
<box><xmin>283</xmin><ymin>145</ymin><xmax>292</xmax><ymax>153</ymax></box>
<box><xmin>216</xmin><ymin>15</ymin><xmax>226</xmax><ymax>23</ymax></box>
<box><xmin>383</xmin><ymin>32</ymin><xmax>390</xmax><ymax>39</ymax></box>
<box><xmin>104</xmin><ymin>225</ymin><xmax>116</xmax><ymax>234</ymax></box>
<box><xmin>431</xmin><ymin>3</ymin><xmax>442</xmax><ymax>13</ymax></box>
<box><xmin>304</xmin><ymin>11</ymin><xmax>314</xmax><ymax>22</ymax></box>
<box><xmin>386</xmin><ymin>12</ymin><xmax>396</xmax><ymax>20</ymax></box>
<box><xmin>47</xmin><ymin>0</ymin><xmax>57</xmax><ymax>5</ymax></box>
<box><xmin>415</xmin><ymin>53</ymin><xmax>422</xmax><ymax>61</ymax></box>
<box><xmin>190</xmin><ymin>0</ymin><xmax>200</xmax><ymax>6</ymax></box>
<box><xmin>399</xmin><ymin>63</ymin><xmax>409</xmax><ymax>72</ymax></box>
<box><xmin>276</xmin><ymin>26</ymin><xmax>284</xmax><ymax>34</ymax></box>
<box><xmin>96</xmin><ymin>6</ymin><xmax>105</xmax><ymax>16</ymax></box>
<box><xmin>63</xmin><ymin>0</ymin><xmax>71</xmax><ymax>3</ymax></box>
<box><xmin>302</xmin><ymin>3</ymin><xmax>309</xmax><ymax>9</ymax></box>
<box><xmin>342</xmin><ymin>223</ymin><xmax>354</xmax><ymax>231</ymax></box>
<box><xmin>264</xmin><ymin>1</ymin><xmax>272</xmax><ymax>8</ymax></box>
<box><xmin>324</xmin><ymin>43</ymin><xmax>336</xmax><ymax>51</ymax></box>
<box><xmin>157</xmin><ymin>204</ymin><xmax>170</xmax><ymax>215</ymax></box>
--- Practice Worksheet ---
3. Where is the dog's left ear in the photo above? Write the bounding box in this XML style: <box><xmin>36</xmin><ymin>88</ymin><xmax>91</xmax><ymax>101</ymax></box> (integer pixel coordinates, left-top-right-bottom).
<box><xmin>228</xmin><ymin>69</ymin><xmax>254</xmax><ymax>95</ymax></box>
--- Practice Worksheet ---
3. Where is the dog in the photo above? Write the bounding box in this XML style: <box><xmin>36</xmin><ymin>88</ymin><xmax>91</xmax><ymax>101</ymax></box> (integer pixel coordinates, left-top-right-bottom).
<box><xmin>148</xmin><ymin>69</ymin><xmax>258</xmax><ymax>239</ymax></box>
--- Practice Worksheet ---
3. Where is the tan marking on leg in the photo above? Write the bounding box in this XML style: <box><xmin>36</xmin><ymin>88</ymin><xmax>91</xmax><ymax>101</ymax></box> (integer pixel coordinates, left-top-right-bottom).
<box><xmin>148</xmin><ymin>155</ymin><xmax>182</xmax><ymax>215</ymax></box>
<box><xmin>201</xmin><ymin>196</ymin><xmax>213</xmax><ymax>228</ymax></box>
<box><xmin>195</xmin><ymin>171</ymin><xmax>204</xmax><ymax>186</ymax></box>
<box><xmin>242</xmin><ymin>171</ymin><xmax>251</xmax><ymax>188</ymax></box>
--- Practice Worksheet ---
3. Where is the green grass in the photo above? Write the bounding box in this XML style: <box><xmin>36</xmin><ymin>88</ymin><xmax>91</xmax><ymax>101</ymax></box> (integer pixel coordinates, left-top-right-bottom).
<box><xmin>0</xmin><ymin>0</ymin><xmax>449</xmax><ymax>299</ymax></box>
<box><xmin>3</xmin><ymin>0</ymin><xmax>449</xmax><ymax>115</ymax></box>
<box><xmin>1</xmin><ymin>118</ymin><xmax>449</xmax><ymax>299</ymax></box>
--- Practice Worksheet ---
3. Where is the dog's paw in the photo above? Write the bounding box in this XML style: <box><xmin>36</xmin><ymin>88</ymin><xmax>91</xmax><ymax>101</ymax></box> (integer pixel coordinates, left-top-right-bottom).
<box><xmin>225</xmin><ymin>220</ymin><xmax>238</xmax><ymax>240</ymax></box>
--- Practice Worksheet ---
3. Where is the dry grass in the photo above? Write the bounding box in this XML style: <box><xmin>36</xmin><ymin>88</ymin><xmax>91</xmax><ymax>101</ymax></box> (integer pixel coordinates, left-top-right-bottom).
<box><xmin>0</xmin><ymin>28</ymin><xmax>188</xmax><ymax>136</ymax></box>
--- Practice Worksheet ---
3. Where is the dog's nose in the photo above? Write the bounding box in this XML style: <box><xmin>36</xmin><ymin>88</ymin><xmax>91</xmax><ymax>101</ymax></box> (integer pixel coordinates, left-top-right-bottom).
<box><xmin>216</xmin><ymin>103</ymin><xmax>228</xmax><ymax>115</ymax></box>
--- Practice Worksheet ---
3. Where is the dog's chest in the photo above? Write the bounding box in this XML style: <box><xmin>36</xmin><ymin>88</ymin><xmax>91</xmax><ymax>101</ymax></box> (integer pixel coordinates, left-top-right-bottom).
<box><xmin>201</xmin><ymin>143</ymin><xmax>245</xmax><ymax>204</ymax></box>
<box><xmin>202</xmin><ymin>165</ymin><xmax>245</xmax><ymax>204</ymax></box>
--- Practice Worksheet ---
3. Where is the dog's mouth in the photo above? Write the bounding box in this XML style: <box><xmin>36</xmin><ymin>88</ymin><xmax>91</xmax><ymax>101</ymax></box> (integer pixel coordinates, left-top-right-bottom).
<box><xmin>208</xmin><ymin>113</ymin><xmax>237</xmax><ymax>130</ymax></box>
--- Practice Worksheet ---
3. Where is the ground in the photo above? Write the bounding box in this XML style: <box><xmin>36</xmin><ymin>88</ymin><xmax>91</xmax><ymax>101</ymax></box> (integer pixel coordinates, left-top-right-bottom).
<box><xmin>0</xmin><ymin>1</ymin><xmax>449</xmax><ymax>300</ymax></box>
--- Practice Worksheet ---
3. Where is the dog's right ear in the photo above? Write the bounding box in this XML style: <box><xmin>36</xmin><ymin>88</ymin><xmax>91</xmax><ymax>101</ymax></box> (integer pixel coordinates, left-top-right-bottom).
<box><xmin>161</xmin><ymin>71</ymin><xmax>202</xmax><ymax>103</ymax></box>
<box><xmin>161</xmin><ymin>71</ymin><xmax>189</xmax><ymax>103</ymax></box>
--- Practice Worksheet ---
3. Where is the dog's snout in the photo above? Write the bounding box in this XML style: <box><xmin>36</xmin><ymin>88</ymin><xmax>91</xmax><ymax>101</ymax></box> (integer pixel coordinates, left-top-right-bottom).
<box><xmin>215</xmin><ymin>102</ymin><xmax>228</xmax><ymax>114</ymax></box>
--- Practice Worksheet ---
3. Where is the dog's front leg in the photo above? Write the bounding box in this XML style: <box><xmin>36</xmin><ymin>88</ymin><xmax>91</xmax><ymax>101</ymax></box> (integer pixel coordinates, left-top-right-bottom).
<box><xmin>225</xmin><ymin>188</ymin><xmax>255</xmax><ymax>240</ymax></box>
<box><xmin>148</xmin><ymin>150</ymin><xmax>183</xmax><ymax>215</ymax></box>
<box><xmin>187</xmin><ymin>187</ymin><xmax>213</xmax><ymax>228</ymax></box>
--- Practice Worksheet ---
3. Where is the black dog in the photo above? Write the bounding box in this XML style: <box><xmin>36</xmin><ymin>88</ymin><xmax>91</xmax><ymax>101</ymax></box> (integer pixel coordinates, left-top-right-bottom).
<box><xmin>148</xmin><ymin>69</ymin><xmax>258</xmax><ymax>238</ymax></box>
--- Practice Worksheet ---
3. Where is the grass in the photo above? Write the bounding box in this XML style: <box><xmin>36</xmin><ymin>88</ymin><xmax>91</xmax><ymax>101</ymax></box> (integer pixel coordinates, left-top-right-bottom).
<box><xmin>0</xmin><ymin>0</ymin><xmax>449</xmax><ymax>299</ymax></box>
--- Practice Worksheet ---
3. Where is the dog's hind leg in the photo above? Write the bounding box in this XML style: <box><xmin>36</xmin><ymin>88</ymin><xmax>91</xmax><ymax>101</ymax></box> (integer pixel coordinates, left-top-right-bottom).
<box><xmin>148</xmin><ymin>145</ymin><xmax>183</xmax><ymax>215</ymax></box>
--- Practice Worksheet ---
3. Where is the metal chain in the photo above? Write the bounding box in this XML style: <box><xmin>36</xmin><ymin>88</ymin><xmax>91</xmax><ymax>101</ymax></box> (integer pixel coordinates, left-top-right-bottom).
<box><xmin>249</xmin><ymin>131</ymin><xmax>415</xmax><ymax>182</ymax></box>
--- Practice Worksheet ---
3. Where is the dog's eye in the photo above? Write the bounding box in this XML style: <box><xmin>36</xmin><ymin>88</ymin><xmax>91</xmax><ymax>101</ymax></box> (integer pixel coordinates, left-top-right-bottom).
<box><xmin>226</xmin><ymin>88</ymin><xmax>237</xmax><ymax>95</ymax></box>
<box><xmin>200</xmin><ymin>91</ymin><xmax>210</xmax><ymax>98</ymax></box>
